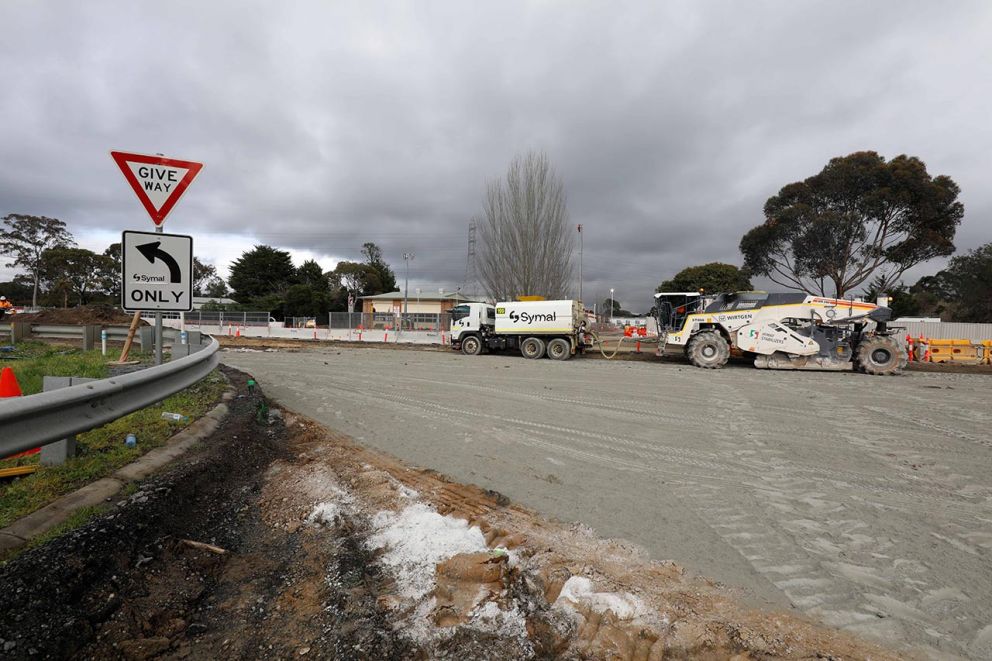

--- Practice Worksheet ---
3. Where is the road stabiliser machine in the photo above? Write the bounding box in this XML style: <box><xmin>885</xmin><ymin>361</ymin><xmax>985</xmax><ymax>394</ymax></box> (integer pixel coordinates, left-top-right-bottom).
<box><xmin>653</xmin><ymin>291</ymin><xmax>907</xmax><ymax>375</ymax></box>
<box><xmin>449</xmin><ymin>299</ymin><xmax>587</xmax><ymax>360</ymax></box>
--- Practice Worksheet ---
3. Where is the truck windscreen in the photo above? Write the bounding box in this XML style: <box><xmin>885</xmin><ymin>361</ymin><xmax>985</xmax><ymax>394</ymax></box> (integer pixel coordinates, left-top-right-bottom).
<box><xmin>450</xmin><ymin>305</ymin><xmax>470</xmax><ymax>321</ymax></box>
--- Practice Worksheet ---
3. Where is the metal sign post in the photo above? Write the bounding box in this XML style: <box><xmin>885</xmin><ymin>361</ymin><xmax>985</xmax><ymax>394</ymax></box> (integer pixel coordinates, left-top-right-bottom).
<box><xmin>155</xmin><ymin>224</ymin><xmax>163</xmax><ymax>365</ymax></box>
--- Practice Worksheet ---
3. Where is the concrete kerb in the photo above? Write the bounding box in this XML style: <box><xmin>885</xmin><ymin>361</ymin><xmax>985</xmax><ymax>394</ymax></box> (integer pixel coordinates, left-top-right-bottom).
<box><xmin>0</xmin><ymin>388</ymin><xmax>235</xmax><ymax>557</ymax></box>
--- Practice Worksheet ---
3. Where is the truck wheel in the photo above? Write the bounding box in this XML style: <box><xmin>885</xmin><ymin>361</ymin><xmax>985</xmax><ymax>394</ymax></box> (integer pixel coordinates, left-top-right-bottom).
<box><xmin>461</xmin><ymin>335</ymin><xmax>483</xmax><ymax>356</ymax></box>
<box><xmin>854</xmin><ymin>336</ymin><xmax>905</xmax><ymax>375</ymax></box>
<box><xmin>687</xmin><ymin>331</ymin><xmax>730</xmax><ymax>369</ymax></box>
<box><xmin>520</xmin><ymin>337</ymin><xmax>546</xmax><ymax>359</ymax></box>
<box><xmin>547</xmin><ymin>338</ymin><xmax>571</xmax><ymax>361</ymax></box>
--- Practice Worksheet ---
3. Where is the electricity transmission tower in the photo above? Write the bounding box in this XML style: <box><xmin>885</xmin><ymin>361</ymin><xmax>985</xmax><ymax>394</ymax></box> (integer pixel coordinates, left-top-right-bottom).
<box><xmin>464</xmin><ymin>221</ymin><xmax>477</xmax><ymax>298</ymax></box>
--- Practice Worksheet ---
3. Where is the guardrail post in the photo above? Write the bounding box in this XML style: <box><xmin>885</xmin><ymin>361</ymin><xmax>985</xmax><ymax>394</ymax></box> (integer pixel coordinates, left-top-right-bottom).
<box><xmin>170</xmin><ymin>344</ymin><xmax>192</xmax><ymax>360</ymax></box>
<box><xmin>82</xmin><ymin>325</ymin><xmax>98</xmax><ymax>351</ymax></box>
<box><xmin>137</xmin><ymin>326</ymin><xmax>154</xmax><ymax>352</ymax></box>
<box><xmin>11</xmin><ymin>322</ymin><xmax>28</xmax><ymax>345</ymax></box>
<box><xmin>39</xmin><ymin>376</ymin><xmax>96</xmax><ymax>466</ymax></box>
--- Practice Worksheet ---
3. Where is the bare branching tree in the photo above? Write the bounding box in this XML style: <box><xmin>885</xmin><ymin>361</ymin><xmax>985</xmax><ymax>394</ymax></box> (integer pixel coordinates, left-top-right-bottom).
<box><xmin>477</xmin><ymin>152</ymin><xmax>574</xmax><ymax>301</ymax></box>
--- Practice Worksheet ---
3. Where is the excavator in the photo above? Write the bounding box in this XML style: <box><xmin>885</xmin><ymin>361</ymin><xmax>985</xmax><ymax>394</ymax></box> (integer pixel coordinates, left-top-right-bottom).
<box><xmin>653</xmin><ymin>290</ymin><xmax>907</xmax><ymax>375</ymax></box>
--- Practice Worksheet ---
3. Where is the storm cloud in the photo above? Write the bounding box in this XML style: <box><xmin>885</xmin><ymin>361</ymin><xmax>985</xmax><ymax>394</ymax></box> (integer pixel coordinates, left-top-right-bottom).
<box><xmin>2</xmin><ymin>1</ymin><xmax>990</xmax><ymax>311</ymax></box>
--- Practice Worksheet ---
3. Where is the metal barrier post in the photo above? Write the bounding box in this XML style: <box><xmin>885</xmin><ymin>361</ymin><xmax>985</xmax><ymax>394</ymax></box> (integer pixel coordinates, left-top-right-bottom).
<box><xmin>11</xmin><ymin>322</ymin><xmax>28</xmax><ymax>345</ymax></box>
<box><xmin>138</xmin><ymin>326</ymin><xmax>154</xmax><ymax>352</ymax></box>
<box><xmin>82</xmin><ymin>325</ymin><xmax>98</xmax><ymax>351</ymax></box>
<box><xmin>39</xmin><ymin>376</ymin><xmax>95</xmax><ymax>466</ymax></box>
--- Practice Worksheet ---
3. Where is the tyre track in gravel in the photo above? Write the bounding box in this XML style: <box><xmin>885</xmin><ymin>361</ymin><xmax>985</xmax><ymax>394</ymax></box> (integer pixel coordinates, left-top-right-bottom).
<box><xmin>295</xmin><ymin>370</ymin><xmax>991</xmax><ymax>519</ymax></box>
<box><xmin>223</xmin><ymin>347</ymin><xmax>992</xmax><ymax>659</ymax></box>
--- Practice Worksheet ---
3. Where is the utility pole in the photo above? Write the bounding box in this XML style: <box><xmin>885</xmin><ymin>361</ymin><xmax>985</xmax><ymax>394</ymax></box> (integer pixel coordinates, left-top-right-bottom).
<box><xmin>577</xmin><ymin>224</ymin><xmax>583</xmax><ymax>304</ymax></box>
<box><xmin>610</xmin><ymin>288</ymin><xmax>615</xmax><ymax>325</ymax></box>
<box><xmin>403</xmin><ymin>252</ymin><xmax>415</xmax><ymax>316</ymax></box>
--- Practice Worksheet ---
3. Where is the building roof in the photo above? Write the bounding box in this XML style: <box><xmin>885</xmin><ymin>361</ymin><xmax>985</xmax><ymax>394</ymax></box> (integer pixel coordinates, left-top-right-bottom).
<box><xmin>192</xmin><ymin>296</ymin><xmax>239</xmax><ymax>307</ymax></box>
<box><xmin>358</xmin><ymin>291</ymin><xmax>483</xmax><ymax>302</ymax></box>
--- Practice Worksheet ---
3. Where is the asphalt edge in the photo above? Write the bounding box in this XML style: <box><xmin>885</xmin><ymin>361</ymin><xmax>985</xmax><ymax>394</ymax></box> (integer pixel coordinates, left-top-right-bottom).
<box><xmin>0</xmin><ymin>387</ymin><xmax>236</xmax><ymax>556</ymax></box>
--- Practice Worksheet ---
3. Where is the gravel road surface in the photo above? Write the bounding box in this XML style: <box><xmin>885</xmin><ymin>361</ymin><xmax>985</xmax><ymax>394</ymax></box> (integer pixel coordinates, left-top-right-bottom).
<box><xmin>223</xmin><ymin>346</ymin><xmax>992</xmax><ymax>659</ymax></box>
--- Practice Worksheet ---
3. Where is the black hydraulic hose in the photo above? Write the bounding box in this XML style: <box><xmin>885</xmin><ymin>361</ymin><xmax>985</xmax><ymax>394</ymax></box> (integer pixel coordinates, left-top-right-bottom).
<box><xmin>586</xmin><ymin>329</ymin><xmax>661</xmax><ymax>359</ymax></box>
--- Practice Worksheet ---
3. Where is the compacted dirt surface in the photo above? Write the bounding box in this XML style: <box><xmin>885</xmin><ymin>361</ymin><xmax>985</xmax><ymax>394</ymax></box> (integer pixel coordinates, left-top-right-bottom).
<box><xmin>222</xmin><ymin>345</ymin><xmax>992</xmax><ymax>660</ymax></box>
<box><xmin>0</xmin><ymin>365</ymin><xmax>906</xmax><ymax>660</ymax></box>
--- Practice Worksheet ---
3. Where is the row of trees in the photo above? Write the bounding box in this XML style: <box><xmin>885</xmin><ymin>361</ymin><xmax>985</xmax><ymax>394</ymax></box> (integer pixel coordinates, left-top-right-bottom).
<box><xmin>0</xmin><ymin>214</ymin><xmax>229</xmax><ymax>309</ymax></box>
<box><xmin>217</xmin><ymin>241</ymin><xmax>397</xmax><ymax>320</ymax></box>
<box><xmin>0</xmin><ymin>213</ymin><xmax>400</xmax><ymax>321</ymax></box>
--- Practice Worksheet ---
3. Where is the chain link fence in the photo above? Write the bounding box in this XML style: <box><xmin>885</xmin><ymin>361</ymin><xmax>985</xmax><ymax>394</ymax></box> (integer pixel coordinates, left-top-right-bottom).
<box><xmin>180</xmin><ymin>311</ymin><xmax>272</xmax><ymax>327</ymax></box>
<box><xmin>328</xmin><ymin>312</ymin><xmax>451</xmax><ymax>332</ymax></box>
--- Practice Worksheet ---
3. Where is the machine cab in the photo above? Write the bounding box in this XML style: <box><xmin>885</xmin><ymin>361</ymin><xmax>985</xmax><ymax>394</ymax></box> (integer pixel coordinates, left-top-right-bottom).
<box><xmin>653</xmin><ymin>292</ymin><xmax>706</xmax><ymax>332</ymax></box>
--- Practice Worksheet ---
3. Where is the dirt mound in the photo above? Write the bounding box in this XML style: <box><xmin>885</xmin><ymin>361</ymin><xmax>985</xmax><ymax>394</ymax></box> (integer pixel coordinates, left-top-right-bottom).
<box><xmin>14</xmin><ymin>305</ymin><xmax>143</xmax><ymax>326</ymax></box>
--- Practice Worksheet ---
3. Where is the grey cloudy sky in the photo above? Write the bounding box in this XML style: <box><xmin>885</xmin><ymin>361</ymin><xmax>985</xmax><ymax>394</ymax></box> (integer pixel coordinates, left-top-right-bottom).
<box><xmin>2</xmin><ymin>1</ymin><xmax>990</xmax><ymax>311</ymax></box>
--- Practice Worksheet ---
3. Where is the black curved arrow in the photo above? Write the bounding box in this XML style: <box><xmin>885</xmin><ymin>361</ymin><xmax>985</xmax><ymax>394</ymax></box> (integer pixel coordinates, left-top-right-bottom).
<box><xmin>136</xmin><ymin>241</ymin><xmax>181</xmax><ymax>283</ymax></box>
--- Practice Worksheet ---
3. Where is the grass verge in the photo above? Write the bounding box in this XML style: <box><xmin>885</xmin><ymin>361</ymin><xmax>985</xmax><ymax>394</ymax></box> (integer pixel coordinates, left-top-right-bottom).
<box><xmin>0</xmin><ymin>341</ymin><xmax>111</xmax><ymax>395</ymax></box>
<box><xmin>0</xmin><ymin>367</ymin><xmax>228</xmax><ymax>529</ymax></box>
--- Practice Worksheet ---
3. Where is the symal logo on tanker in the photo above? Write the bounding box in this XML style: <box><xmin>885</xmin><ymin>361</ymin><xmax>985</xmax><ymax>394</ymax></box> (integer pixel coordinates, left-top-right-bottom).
<box><xmin>509</xmin><ymin>311</ymin><xmax>557</xmax><ymax>324</ymax></box>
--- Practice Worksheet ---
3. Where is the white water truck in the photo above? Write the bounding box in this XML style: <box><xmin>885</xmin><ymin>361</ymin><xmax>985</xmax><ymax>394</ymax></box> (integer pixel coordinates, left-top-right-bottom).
<box><xmin>448</xmin><ymin>299</ymin><xmax>588</xmax><ymax>360</ymax></box>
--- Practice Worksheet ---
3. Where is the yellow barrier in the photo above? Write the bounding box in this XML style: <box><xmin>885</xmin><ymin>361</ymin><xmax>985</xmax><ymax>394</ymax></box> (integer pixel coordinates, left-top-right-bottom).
<box><xmin>0</xmin><ymin>465</ymin><xmax>38</xmax><ymax>479</ymax></box>
<box><xmin>926</xmin><ymin>339</ymin><xmax>986</xmax><ymax>364</ymax></box>
<box><xmin>984</xmin><ymin>340</ymin><xmax>992</xmax><ymax>365</ymax></box>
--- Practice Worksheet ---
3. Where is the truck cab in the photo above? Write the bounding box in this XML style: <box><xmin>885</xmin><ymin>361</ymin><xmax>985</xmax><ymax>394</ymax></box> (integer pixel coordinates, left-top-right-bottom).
<box><xmin>449</xmin><ymin>303</ymin><xmax>495</xmax><ymax>352</ymax></box>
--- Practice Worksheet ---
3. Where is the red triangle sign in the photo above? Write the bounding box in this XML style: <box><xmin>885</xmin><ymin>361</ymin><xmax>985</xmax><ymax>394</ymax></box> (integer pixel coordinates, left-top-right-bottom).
<box><xmin>111</xmin><ymin>151</ymin><xmax>203</xmax><ymax>226</ymax></box>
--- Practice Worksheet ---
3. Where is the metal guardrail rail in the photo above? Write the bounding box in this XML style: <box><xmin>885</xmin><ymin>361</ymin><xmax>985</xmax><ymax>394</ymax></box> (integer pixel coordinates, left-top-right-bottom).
<box><xmin>1</xmin><ymin>322</ymin><xmax>182</xmax><ymax>348</ymax></box>
<box><xmin>0</xmin><ymin>334</ymin><xmax>219</xmax><ymax>457</ymax></box>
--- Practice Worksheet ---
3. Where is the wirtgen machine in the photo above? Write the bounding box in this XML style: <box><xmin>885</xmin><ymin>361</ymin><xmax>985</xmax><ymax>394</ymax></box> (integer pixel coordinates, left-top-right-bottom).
<box><xmin>653</xmin><ymin>291</ymin><xmax>907</xmax><ymax>375</ymax></box>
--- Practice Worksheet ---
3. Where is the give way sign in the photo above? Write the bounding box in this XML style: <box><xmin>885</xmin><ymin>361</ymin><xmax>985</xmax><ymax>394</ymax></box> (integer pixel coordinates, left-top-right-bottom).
<box><xmin>110</xmin><ymin>151</ymin><xmax>203</xmax><ymax>226</ymax></box>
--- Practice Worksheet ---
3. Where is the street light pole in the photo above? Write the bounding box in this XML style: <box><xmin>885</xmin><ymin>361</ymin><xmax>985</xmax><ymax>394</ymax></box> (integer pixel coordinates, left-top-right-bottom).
<box><xmin>577</xmin><ymin>224</ymin><xmax>583</xmax><ymax>304</ymax></box>
<box><xmin>403</xmin><ymin>252</ymin><xmax>414</xmax><ymax>316</ymax></box>
<box><xmin>610</xmin><ymin>288</ymin><xmax>615</xmax><ymax>324</ymax></box>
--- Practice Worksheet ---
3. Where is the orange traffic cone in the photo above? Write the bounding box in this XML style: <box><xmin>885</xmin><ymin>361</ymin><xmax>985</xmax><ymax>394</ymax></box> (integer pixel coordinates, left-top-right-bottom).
<box><xmin>0</xmin><ymin>367</ymin><xmax>39</xmax><ymax>458</ymax></box>
<box><xmin>0</xmin><ymin>366</ymin><xmax>22</xmax><ymax>398</ymax></box>
<box><xmin>906</xmin><ymin>335</ymin><xmax>914</xmax><ymax>362</ymax></box>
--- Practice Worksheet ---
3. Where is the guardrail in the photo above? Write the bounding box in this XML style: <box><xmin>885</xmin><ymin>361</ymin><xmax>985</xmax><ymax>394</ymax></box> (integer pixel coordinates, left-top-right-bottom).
<box><xmin>0</xmin><ymin>322</ymin><xmax>190</xmax><ymax>351</ymax></box>
<box><xmin>0</xmin><ymin>333</ymin><xmax>219</xmax><ymax>457</ymax></box>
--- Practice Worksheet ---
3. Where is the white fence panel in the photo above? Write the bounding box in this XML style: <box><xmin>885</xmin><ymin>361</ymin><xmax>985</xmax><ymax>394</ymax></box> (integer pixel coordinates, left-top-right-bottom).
<box><xmin>895</xmin><ymin>321</ymin><xmax>992</xmax><ymax>345</ymax></box>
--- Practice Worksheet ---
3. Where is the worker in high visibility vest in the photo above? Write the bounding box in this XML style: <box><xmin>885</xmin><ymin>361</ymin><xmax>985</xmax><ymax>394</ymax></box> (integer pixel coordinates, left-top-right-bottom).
<box><xmin>0</xmin><ymin>296</ymin><xmax>12</xmax><ymax>321</ymax></box>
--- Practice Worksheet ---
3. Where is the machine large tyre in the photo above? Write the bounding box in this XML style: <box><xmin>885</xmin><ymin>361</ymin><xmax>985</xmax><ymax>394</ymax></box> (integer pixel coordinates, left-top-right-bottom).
<box><xmin>855</xmin><ymin>335</ymin><xmax>905</xmax><ymax>375</ymax></box>
<box><xmin>520</xmin><ymin>337</ymin><xmax>546</xmax><ymax>359</ymax></box>
<box><xmin>687</xmin><ymin>331</ymin><xmax>730</xmax><ymax>369</ymax></box>
<box><xmin>547</xmin><ymin>338</ymin><xmax>571</xmax><ymax>361</ymax></box>
<box><xmin>461</xmin><ymin>335</ymin><xmax>483</xmax><ymax>356</ymax></box>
